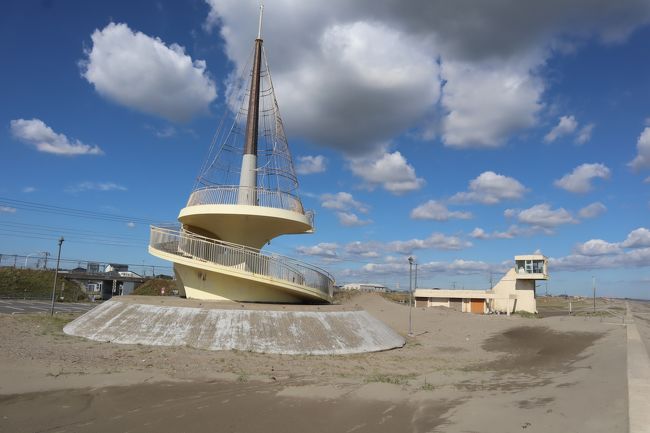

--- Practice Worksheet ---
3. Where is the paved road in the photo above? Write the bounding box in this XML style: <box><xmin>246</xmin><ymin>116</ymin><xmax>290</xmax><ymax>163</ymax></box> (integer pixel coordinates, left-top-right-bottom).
<box><xmin>0</xmin><ymin>299</ymin><xmax>98</xmax><ymax>314</ymax></box>
<box><xmin>630</xmin><ymin>300</ymin><xmax>650</xmax><ymax>357</ymax></box>
<box><xmin>627</xmin><ymin>300</ymin><xmax>650</xmax><ymax>433</ymax></box>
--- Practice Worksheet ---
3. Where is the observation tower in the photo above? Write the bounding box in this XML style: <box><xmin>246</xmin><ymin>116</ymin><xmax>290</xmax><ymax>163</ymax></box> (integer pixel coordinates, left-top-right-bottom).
<box><xmin>149</xmin><ymin>6</ymin><xmax>333</xmax><ymax>303</ymax></box>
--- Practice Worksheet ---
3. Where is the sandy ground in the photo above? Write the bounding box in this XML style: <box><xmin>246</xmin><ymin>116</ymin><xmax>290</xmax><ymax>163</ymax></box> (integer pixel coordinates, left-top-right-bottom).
<box><xmin>0</xmin><ymin>293</ymin><xmax>637</xmax><ymax>433</ymax></box>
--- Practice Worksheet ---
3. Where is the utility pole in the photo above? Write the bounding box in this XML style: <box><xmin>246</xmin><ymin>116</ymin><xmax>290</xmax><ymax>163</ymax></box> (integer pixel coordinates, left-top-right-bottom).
<box><xmin>408</xmin><ymin>256</ymin><xmax>414</xmax><ymax>337</ymax></box>
<box><xmin>592</xmin><ymin>276</ymin><xmax>596</xmax><ymax>313</ymax></box>
<box><xmin>43</xmin><ymin>252</ymin><xmax>50</xmax><ymax>269</ymax></box>
<box><xmin>414</xmin><ymin>262</ymin><xmax>418</xmax><ymax>292</ymax></box>
<box><xmin>50</xmin><ymin>237</ymin><xmax>64</xmax><ymax>316</ymax></box>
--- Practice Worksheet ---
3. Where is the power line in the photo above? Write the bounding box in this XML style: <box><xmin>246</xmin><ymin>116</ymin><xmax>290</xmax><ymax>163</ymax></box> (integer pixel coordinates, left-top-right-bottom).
<box><xmin>0</xmin><ymin>197</ymin><xmax>171</xmax><ymax>225</ymax></box>
<box><xmin>0</xmin><ymin>231</ymin><xmax>146</xmax><ymax>248</ymax></box>
<box><xmin>1</xmin><ymin>252</ymin><xmax>173</xmax><ymax>270</ymax></box>
<box><xmin>0</xmin><ymin>221</ymin><xmax>149</xmax><ymax>242</ymax></box>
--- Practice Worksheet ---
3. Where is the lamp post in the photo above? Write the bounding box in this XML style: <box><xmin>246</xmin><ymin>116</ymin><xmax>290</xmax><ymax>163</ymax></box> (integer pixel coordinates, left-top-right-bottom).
<box><xmin>24</xmin><ymin>251</ymin><xmax>47</xmax><ymax>269</ymax></box>
<box><xmin>408</xmin><ymin>256</ymin><xmax>414</xmax><ymax>337</ymax></box>
<box><xmin>592</xmin><ymin>276</ymin><xmax>596</xmax><ymax>313</ymax></box>
<box><xmin>50</xmin><ymin>237</ymin><xmax>64</xmax><ymax>316</ymax></box>
<box><xmin>414</xmin><ymin>262</ymin><xmax>418</xmax><ymax>292</ymax></box>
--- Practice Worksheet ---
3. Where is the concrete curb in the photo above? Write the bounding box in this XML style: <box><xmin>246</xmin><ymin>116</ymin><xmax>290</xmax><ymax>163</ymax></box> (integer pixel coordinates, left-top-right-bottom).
<box><xmin>627</xmin><ymin>302</ymin><xmax>650</xmax><ymax>433</ymax></box>
<box><xmin>63</xmin><ymin>298</ymin><xmax>405</xmax><ymax>355</ymax></box>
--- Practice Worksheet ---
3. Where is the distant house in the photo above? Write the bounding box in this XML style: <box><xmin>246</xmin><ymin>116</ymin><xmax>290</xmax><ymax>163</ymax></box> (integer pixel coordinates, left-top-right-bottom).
<box><xmin>341</xmin><ymin>283</ymin><xmax>388</xmax><ymax>293</ymax></box>
<box><xmin>105</xmin><ymin>263</ymin><xmax>128</xmax><ymax>273</ymax></box>
<box><xmin>414</xmin><ymin>255</ymin><xmax>548</xmax><ymax>315</ymax></box>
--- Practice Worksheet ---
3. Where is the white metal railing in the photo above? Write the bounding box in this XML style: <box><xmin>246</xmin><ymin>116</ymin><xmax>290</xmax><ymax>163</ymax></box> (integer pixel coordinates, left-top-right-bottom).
<box><xmin>187</xmin><ymin>186</ymin><xmax>305</xmax><ymax>213</ymax></box>
<box><xmin>149</xmin><ymin>225</ymin><xmax>333</xmax><ymax>299</ymax></box>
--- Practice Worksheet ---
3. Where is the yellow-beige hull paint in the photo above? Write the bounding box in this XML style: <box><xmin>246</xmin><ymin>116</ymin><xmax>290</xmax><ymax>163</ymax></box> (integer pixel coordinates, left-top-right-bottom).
<box><xmin>178</xmin><ymin>204</ymin><xmax>312</xmax><ymax>249</ymax></box>
<box><xmin>149</xmin><ymin>246</ymin><xmax>330</xmax><ymax>304</ymax></box>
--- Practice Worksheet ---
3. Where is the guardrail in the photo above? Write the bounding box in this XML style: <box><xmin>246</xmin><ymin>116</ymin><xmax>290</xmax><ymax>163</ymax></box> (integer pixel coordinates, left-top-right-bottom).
<box><xmin>187</xmin><ymin>186</ymin><xmax>304</xmax><ymax>213</ymax></box>
<box><xmin>149</xmin><ymin>225</ymin><xmax>333</xmax><ymax>299</ymax></box>
<box><xmin>186</xmin><ymin>186</ymin><xmax>315</xmax><ymax>230</ymax></box>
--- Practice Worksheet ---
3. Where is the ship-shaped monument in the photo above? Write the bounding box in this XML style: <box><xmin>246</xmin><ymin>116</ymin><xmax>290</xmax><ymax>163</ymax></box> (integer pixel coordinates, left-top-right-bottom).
<box><xmin>64</xmin><ymin>6</ymin><xmax>404</xmax><ymax>355</ymax></box>
<box><xmin>149</xmin><ymin>6</ymin><xmax>332</xmax><ymax>304</ymax></box>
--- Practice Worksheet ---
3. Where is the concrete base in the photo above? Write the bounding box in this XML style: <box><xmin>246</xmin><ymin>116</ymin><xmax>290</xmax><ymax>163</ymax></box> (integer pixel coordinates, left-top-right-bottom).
<box><xmin>63</xmin><ymin>296</ymin><xmax>405</xmax><ymax>355</ymax></box>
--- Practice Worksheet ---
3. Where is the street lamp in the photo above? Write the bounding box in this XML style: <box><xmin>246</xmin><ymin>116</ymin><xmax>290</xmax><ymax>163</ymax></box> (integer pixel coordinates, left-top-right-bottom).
<box><xmin>592</xmin><ymin>276</ymin><xmax>596</xmax><ymax>313</ymax></box>
<box><xmin>50</xmin><ymin>237</ymin><xmax>64</xmax><ymax>316</ymax></box>
<box><xmin>408</xmin><ymin>256</ymin><xmax>414</xmax><ymax>337</ymax></box>
<box><xmin>24</xmin><ymin>251</ymin><xmax>47</xmax><ymax>269</ymax></box>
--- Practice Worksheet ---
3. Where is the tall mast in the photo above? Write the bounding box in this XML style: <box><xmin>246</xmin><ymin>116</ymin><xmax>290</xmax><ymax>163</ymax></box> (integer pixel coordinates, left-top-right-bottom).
<box><xmin>238</xmin><ymin>4</ymin><xmax>264</xmax><ymax>205</ymax></box>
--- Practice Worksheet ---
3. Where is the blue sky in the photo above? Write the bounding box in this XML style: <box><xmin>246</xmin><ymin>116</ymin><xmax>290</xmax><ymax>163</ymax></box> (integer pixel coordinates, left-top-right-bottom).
<box><xmin>2</xmin><ymin>0</ymin><xmax>650</xmax><ymax>298</ymax></box>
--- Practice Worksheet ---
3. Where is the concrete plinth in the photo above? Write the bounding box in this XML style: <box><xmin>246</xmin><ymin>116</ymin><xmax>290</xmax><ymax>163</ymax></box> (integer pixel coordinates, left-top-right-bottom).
<box><xmin>63</xmin><ymin>296</ymin><xmax>405</xmax><ymax>355</ymax></box>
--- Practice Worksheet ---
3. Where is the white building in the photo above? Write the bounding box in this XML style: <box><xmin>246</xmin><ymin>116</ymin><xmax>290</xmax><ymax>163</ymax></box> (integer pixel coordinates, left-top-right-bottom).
<box><xmin>341</xmin><ymin>283</ymin><xmax>388</xmax><ymax>293</ymax></box>
<box><xmin>414</xmin><ymin>255</ymin><xmax>548</xmax><ymax>314</ymax></box>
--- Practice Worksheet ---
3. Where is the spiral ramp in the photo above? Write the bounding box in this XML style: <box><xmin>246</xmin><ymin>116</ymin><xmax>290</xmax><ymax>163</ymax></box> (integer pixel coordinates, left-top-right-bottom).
<box><xmin>149</xmin><ymin>187</ymin><xmax>333</xmax><ymax>303</ymax></box>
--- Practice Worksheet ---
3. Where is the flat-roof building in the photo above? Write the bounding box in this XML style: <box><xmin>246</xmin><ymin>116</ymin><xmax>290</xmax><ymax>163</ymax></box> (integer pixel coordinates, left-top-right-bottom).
<box><xmin>341</xmin><ymin>283</ymin><xmax>387</xmax><ymax>293</ymax></box>
<box><xmin>414</xmin><ymin>255</ymin><xmax>548</xmax><ymax>314</ymax></box>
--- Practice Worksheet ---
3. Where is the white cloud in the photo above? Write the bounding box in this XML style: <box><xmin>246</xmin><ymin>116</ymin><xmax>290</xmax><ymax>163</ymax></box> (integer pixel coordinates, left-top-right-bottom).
<box><xmin>575</xmin><ymin>123</ymin><xmax>595</xmax><ymax>144</ymax></box>
<box><xmin>574</xmin><ymin>239</ymin><xmax>621</xmax><ymax>256</ymax></box>
<box><xmin>295</xmin><ymin>155</ymin><xmax>327</xmax><ymax>175</ymax></box>
<box><xmin>551</xmin><ymin>227</ymin><xmax>650</xmax><ymax>271</ymax></box>
<box><xmin>126</xmin><ymin>222</ymin><xmax>136</xmax><ymax>228</ymax></box>
<box><xmin>410</xmin><ymin>200</ymin><xmax>472</xmax><ymax>221</ymax></box>
<box><xmin>345</xmin><ymin>241</ymin><xmax>381</xmax><ymax>258</ymax></box>
<box><xmin>153</xmin><ymin>126</ymin><xmax>176</xmax><ymax>138</ymax></box>
<box><xmin>205</xmin><ymin>1</ymin><xmax>650</xmax><ymax>154</ymax></box>
<box><xmin>320</xmin><ymin>192</ymin><xmax>368</xmax><ymax>213</ymax></box>
<box><xmin>510</xmin><ymin>203</ymin><xmax>577</xmax><ymax>228</ymax></box>
<box><xmin>578</xmin><ymin>202</ymin><xmax>607</xmax><ymax>218</ymax></box>
<box><xmin>349</xmin><ymin>151</ymin><xmax>424</xmax><ymax>194</ymax></box>
<box><xmin>554</xmin><ymin>163</ymin><xmax>611</xmax><ymax>193</ymax></box>
<box><xmin>337</xmin><ymin>212</ymin><xmax>372</xmax><ymax>227</ymax></box>
<box><xmin>450</xmin><ymin>171</ymin><xmax>527</xmax><ymax>205</ymax></box>
<box><xmin>644</xmin><ymin>176</ymin><xmax>650</xmax><ymax>183</ymax></box>
<box><xmin>10</xmin><ymin>119</ymin><xmax>103</xmax><ymax>156</ymax></box>
<box><xmin>544</xmin><ymin>115</ymin><xmax>578</xmax><ymax>143</ymax></box>
<box><xmin>81</xmin><ymin>22</ymin><xmax>216</xmax><ymax>122</ymax></box>
<box><xmin>0</xmin><ymin>206</ymin><xmax>17</xmax><ymax>213</ymax></box>
<box><xmin>65</xmin><ymin>182</ymin><xmax>127</xmax><ymax>194</ymax></box>
<box><xmin>621</xmin><ymin>227</ymin><xmax>650</xmax><ymax>248</ymax></box>
<box><xmin>320</xmin><ymin>191</ymin><xmax>372</xmax><ymax>227</ymax></box>
<box><xmin>441</xmin><ymin>58</ymin><xmax>543</xmax><ymax>148</ymax></box>
<box><xmin>350</xmin><ymin>258</ymin><xmax>492</xmax><ymax>279</ymax></box>
<box><xmin>389</xmin><ymin>232</ymin><xmax>471</xmax><ymax>253</ymax></box>
<box><xmin>295</xmin><ymin>243</ymin><xmax>339</xmax><ymax>259</ymax></box>
<box><xmin>470</xmin><ymin>227</ymin><xmax>488</xmax><ymax>239</ymax></box>
<box><xmin>470</xmin><ymin>225</ymin><xmax>533</xmax><ymax>240</ymax></box>
<box><xmin>22</xmin><ymin>187</ymin><xmax>36</xmax><ymax>193</ymax></box>
<box><xmin>629</xmin><ymin>127</ymin><xmax>650</xmax><ymax>170</ymax></box>
<box><xmin>550</xmin><ymin>249</ymin><xmax>650</xmax><ymax>271</ymax></box>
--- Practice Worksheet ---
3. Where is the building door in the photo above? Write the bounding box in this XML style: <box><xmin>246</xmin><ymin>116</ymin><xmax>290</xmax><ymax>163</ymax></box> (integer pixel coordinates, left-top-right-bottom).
<box><xmin>470</xmin><ymin>299</ymin><xmax>484</xmax><ymax>314</ymax></box>
<box><xmin>450</xmin><ymin>298</ymin><xmax>462</xmax><ymax>311</ymax></box>
<box><xmin>415</xmin><ymin>297</ymin><xmax>428</xmax><ymax>307</ymax></box>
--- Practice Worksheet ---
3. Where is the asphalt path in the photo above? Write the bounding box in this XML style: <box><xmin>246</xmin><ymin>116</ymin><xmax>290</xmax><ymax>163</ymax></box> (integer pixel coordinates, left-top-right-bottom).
<box><xmin>0</xmin><ymin>299</ymin><xmax>98</xmax><ymax>314</ymax></box>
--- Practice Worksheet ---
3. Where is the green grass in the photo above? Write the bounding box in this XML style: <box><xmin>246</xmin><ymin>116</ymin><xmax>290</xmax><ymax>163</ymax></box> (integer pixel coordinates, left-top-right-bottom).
<box><xmin>380</xmin><ymin>292</ymin><xmax>410</xmax><ymax>304</ymax></box>
<box><xmin>0</xmin><ymin>268</ymin><xmax>86</xmax><ymax>301</ymax></box>
<box><xmin>420</xmin><ymin>382</ymin><xmax>435</xmax><ymax>391</ymax></box>
<box><xmin>514</xmin><ymin>311</ymin><xmax>539</xmax><ymax>319</ymax></box>
<box><xmin>132</xmin><ymin>278</ymin><xmax>178</xmax><ymax>296</ymax></box>
<box><xmin>364</xmin><ymin>373</ymin><xmax>416</xmax><ymax>385</ymax></box>
<box><xmin>14</xmin><ymin>313</ymin><xmax>77</xmax><ymax>336</ymax></box>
